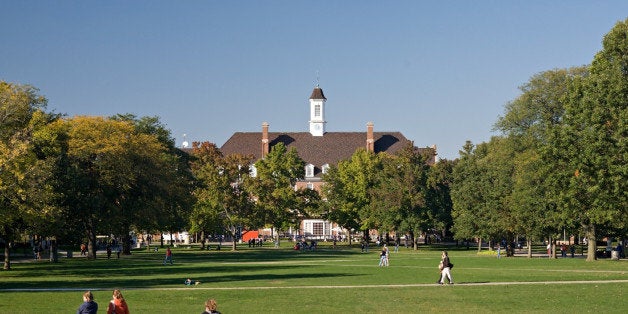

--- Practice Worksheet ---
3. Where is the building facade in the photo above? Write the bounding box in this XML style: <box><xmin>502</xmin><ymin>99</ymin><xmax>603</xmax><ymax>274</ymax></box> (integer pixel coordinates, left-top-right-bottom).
<box><xmin>219</xmin><ymin>85</ymin><xmax>436</xmax><ymax>239</ymax></box>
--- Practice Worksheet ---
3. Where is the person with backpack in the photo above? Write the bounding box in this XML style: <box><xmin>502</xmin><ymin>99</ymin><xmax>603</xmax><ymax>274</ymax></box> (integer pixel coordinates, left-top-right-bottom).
<box><xmin>437</xmin><ymin>250</ymin><xmax>454</xmax><ymax>285</ymax></box>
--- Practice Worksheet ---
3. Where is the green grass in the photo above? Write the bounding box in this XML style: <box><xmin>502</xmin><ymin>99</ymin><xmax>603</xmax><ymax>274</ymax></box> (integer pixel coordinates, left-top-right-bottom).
<box><xmin>1</xmin><ymin>244</ymin><xmax>626</xmax><ymax>313</ymax></box>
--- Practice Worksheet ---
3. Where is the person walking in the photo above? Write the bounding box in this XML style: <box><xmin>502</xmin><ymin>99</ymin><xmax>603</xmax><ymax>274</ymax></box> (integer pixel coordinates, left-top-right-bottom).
<box><xmin>378</xmin><ymin>246</ymin><xmax>387</xmax><ymax>266</ymax></box>
<box><xmin>76</xmin><ymin>291</ymin><xmax>98</xmax><ymax>314</ymax></box>
<box><xmin>437</xmin><ymin>251</ymin><xmax>454</xmax><ymax>285</ymax></box>
<box><xmin>107</xmin><ymin>289</ymin><xmax>130</xmax><ymax>314</ymax></box>
<box><xmin>378</xmin><ymin>244</ymin><xmax>389</xmax><ymax>267</ymax></box>
<box><xmin>164</xmin><ymin>247</ymin><xmax>173</xmax><ymax>265</ymax></box>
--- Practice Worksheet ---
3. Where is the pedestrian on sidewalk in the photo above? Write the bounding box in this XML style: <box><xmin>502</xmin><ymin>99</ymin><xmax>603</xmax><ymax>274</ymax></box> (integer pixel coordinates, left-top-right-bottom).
<box><xmin>437</xmin><ymin>251</ymin><xmax>454</xmax><ymax>285</ymax></box>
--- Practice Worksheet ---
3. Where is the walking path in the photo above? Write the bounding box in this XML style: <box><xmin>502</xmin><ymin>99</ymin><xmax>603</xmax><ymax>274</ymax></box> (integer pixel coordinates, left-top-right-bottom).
<box><xmin>3</xmin><ymin>279</ymin><xmax>627</xmax><ymax>292</ymax></box>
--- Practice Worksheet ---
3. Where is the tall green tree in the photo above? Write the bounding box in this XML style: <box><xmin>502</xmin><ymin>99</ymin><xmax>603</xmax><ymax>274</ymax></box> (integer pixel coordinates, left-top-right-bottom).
<box><xmin>546</xmin><ymin>19</ymin><xmax>628</xmax><ymax>261</ymax></box>
<box><xmin>426</xmin><ymin>157</ymin><xmax>455</xmax><ymax>242</ymax></box>
<box><xmin>190</xmin><ymin>141</ymin><xmax>255</xmax><ymax>250</ymax></box>
<box><xmin>495</xmin><ymin>68</ymin><xmax>587</xmax><ymax>257</ymax></box>
<box><xmin>322</xmin><ymin>148</ymin><xmax>382</xmax><ymax>245</ymax></box>
<box><xmin>366</xmin><ymin>144</ymin><xmax>432</xmax><ymax>249</ymax></box>
<box><xmin>245</xmin><ymin>143</ymin><xmax>305</xmax><ymax>237</ymax></box>
<box><xmin>451</xmin><ymin>140</ymin><xmax>510</xmax><ymax>251</ymax></box>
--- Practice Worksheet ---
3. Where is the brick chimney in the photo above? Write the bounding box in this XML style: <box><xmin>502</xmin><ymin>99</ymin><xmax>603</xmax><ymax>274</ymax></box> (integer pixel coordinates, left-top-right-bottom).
<box><xmin>261</xmin><ymin>122</ymin><xmax>269</xmax><ymax>158</ymax></box>
<box><xmin>366</xmin><ymin>122</ymin><xmax>374</xmax><ymax>152</ymax></box>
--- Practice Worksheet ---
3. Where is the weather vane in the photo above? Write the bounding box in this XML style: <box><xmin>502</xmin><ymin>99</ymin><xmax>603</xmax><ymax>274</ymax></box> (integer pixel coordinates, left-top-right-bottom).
<box><xmin>316</xmin><ymin>70</ymin><xmax>320</xmax><ymax>87</ymax></box>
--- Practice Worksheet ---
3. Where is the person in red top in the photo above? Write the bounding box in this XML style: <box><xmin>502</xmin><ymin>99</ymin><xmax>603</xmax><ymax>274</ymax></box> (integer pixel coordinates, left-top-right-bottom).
<box><xmin>164</xmin><ymin>247</ymin><xmax>173</xmax><ymax>265</ymax></box>
<box><xmin>107</xmin><ymin>289</ymin><xmax>130</xmax><ymax>314</ymax></box>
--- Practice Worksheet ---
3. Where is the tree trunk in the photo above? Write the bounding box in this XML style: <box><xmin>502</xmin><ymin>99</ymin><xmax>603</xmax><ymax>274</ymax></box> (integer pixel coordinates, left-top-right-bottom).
<box><xmin>86</xmin><ymin>225</ymin><xmax>97</xmax><ymax>260</ymax></box>
<box><xmin>477</xmin><ymin>237</ymin><xmax>482</xmax><ymax>252</ymax></box>
<box><xmin>3</xmin><ymin>226</ymin><xmax>12</xmax><ymax>270</ymax></box>
<box><xmin>49</xmin><ymin>238</ymin><xmax>59</xmax><ymax>263</ymax></box>
<box><xmin>3</xmin><ymin>244</ymin><xmax>10</xmax><ymax>270</ymax></box>
<box><xmin>123</xmin><ymin>232</ymin><xmax>132</xmax><ymax>255</ymax></box>
<box><xmin>230</xmin><ymin>226</ymin><xmax>238</xmax><ymax>251</ymax></box>
<box><xmin>585</xmin><ymin>224</ymin><xmax>597</xmax><ymax>262</ymax></box>
<box><xmin>527</xmin><ymin>239</ymin><xmax>532</xmax><ymax>258</ymax></box>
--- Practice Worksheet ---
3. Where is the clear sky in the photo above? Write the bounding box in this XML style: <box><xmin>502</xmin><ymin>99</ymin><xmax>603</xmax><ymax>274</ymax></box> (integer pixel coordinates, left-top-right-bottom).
<box><xmin>2</xmin><ymin>1</ymin><xmax>627</xmax><ymax>160</ymax></box>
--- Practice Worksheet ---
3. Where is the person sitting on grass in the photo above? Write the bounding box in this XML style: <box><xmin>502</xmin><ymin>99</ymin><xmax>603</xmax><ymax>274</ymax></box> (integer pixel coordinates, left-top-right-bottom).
<box><xmin>107</xmin><ymin>289</ymin><xmax>129</xmax><ymax>314</ymax></box>
<box><xmin>202</xmin><ymin>298</ymin><xmax>221</xmax><ymax>314</ymax></box>
<box><xmin>76</xmin><ymin>290</ymin><xmax>98</xmax><ymax>314</ymax></box>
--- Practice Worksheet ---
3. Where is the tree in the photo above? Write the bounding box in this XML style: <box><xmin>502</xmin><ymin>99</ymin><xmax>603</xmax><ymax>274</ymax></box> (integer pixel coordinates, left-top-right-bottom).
<box><xmin>546</xmin><ymin>19</ymin><xmax>628</xmax><ymax>261</ymax></box>
<box><xmin>322</xmin><ymin>148</ymin><xmax>382</xmax><ymax>245</ymax></box>
<box><xmin>63</xmin><ymin>116</ymin><xmax>176</xmax><ymax>258</ymax></box>
<box><xmin>425</xmin><ymin>157</ymin><xmax>455</xmax><ymax>243</ymax></box>
<box><xmin>494</xmin><ymin>68</ymin><xmax>587</xmax><ymax>257</ymax></box>
<box><xmin>0</xmin><ymin>81</ymin><xmax>61</xmax><ymax>269</ymax></box>
<box><xmin>451</xmin><ymin>140</ymin><xmax>508</xmax><ymax>251</ymax></box>
<box><xmin>366</xmin><ymin>144</ymin><xmax>432</xmax><ymax>250</ymax></box>
<box><xmin>189</xmin><ymin>141</ymin><xmax>255</xmax><ymax>250</ymax></box>
<box><xmin>245</xmin><ymin>143</ymin><xmax>305</xmax><ymax>237</ymax></box>
<box><xmin>110</xmin><ymin>114</ymin><xmax>196</xmax><ymax>253</ymax></box>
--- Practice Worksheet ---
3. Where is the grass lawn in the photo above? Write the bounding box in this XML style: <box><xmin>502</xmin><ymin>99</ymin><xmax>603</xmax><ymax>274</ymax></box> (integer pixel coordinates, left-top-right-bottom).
<box><xmin>1</xmin><ymin>243</ymin><xmax>626</xmax><ymax>313</ymax></box>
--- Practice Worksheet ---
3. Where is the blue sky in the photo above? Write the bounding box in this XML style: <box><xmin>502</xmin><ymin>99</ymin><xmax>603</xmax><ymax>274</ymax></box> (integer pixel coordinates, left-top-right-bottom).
<box><xmin>2</xmin><ymin>1</ymin><xmax>626</xmax><ymax>160</ymax></box>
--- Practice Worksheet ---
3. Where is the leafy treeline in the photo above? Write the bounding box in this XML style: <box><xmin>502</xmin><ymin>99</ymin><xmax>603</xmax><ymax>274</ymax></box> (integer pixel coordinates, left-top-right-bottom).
<box><xmin>451</xmin><ymin>20</ymin><xmax>628</xmax><ymax>261</ymax></box>
<box><xmin>0</xmin><ymin>93</ymin><xmax>197</xmax><ymax>269</ymax></box>
<box><xmin>1</xmin><ymin>19</ymin><xmax>626</xmax><ymax>269</ymax></box>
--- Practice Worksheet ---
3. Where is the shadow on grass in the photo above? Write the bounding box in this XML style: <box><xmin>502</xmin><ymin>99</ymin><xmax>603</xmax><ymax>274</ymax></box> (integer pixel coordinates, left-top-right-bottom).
<box><xmin>0</xmin><ymin>247</ymin><xmax>361</xmax><ymax>290</ymax></box>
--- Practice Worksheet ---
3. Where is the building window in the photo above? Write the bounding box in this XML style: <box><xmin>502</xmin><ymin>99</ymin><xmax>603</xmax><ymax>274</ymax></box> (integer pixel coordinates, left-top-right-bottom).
<box><xmin>305</xmin><ymin>164</ymin><xmax>314</xmax><ymax>178</ymax></box>
<box><xmin>307</xmin><ymin>183</ymin><xmax>314</xmax><ymax>190</ymax></box>
<box><xmin>313</xmin><ymin>222</ymin><xmax>323</xmax><ymax>236</ymax></box>
<box><xmin>314</xmin><ymin>104</ymin><xmax>321</xmax><ymax>117</ymax></box>
<box><xmin>321</xmin><ymin>164</ymin><xmax>330</xmax><ymax>174</ymax></box>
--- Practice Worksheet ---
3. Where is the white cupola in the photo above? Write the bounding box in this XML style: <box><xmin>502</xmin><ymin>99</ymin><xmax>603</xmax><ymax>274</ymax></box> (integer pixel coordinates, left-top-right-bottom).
<box><xmin>309</xmin><ymin>85</ymin><xmax>327</xmax><ymax>136</ymax></box>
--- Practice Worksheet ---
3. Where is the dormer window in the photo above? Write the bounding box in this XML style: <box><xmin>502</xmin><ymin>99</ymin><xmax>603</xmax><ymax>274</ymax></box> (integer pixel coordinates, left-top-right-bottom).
<box><xmin>321</xmin><ymin>163</ymin><xmax>330</xmax><ymax>174</ymax></box>
<box><xmin>305</xmin><ymin>164</ymin><xmax>315</xmax><ymax>178</ymax></box>
<box><xmin>249</xmin><ymin>164</ymin><xmax>257</xmax><ymax>177</ymax></box>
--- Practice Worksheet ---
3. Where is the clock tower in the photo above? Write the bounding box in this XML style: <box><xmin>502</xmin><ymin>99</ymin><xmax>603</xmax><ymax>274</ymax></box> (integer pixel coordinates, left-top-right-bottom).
<box><xmin>309</xmin><ymin>85</ymin><xmax>326</xmax><ymax>136</ymax></box>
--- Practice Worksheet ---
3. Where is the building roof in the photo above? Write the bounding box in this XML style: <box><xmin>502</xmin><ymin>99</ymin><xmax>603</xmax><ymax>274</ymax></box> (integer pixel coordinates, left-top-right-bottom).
<box><xmin>220</xmin><ymin>131</ymin><xmax>414</xmax><ymax>173</ymax></box>
<box><xmin>309</xmin><ymin>86</ymin><xmax>326</xmax><ymax>100</ymax></box>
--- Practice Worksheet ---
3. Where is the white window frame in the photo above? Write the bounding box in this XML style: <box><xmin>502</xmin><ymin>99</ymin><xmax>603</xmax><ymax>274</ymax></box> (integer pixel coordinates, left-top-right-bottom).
<box><xmin>305</xmin><ymin>164</ymin><xmax>315</xmax><ymax>178</ymax></box>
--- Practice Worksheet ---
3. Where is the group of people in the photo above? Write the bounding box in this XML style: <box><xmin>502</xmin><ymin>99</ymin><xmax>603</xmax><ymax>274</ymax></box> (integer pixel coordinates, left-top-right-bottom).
<box><xmin>76</xmin><ymin>290</ymin><xmax>220</xmax><ymax>314</ymax></box>
<box><xmin>374</xmin><ymin>244</ymin><xmax>453</xmax><ymax>285</ymax></box>
<box><xmin>76</xmin><ymin>289</ymin><xmax>129</xmax><ymax>314</ymax></box>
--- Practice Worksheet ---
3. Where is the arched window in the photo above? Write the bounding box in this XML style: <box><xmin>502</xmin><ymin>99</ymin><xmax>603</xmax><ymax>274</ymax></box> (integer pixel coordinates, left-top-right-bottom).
<box><xmin>305</xmin><ymin>164</ymin><xmax>315</xmax><ymax>178</ymax></box>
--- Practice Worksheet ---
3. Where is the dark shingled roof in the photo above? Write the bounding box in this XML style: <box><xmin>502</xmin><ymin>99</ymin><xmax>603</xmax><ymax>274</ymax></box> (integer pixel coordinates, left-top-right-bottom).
<box><xmin>220</xmin><ymin>132</ymin><xmax>413</xmax><ymax>175</ymax></box>
<box><xmin>309</xmin><ymin>87</ymin><xmax>326</xmax><ymax>100</ymax></box>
